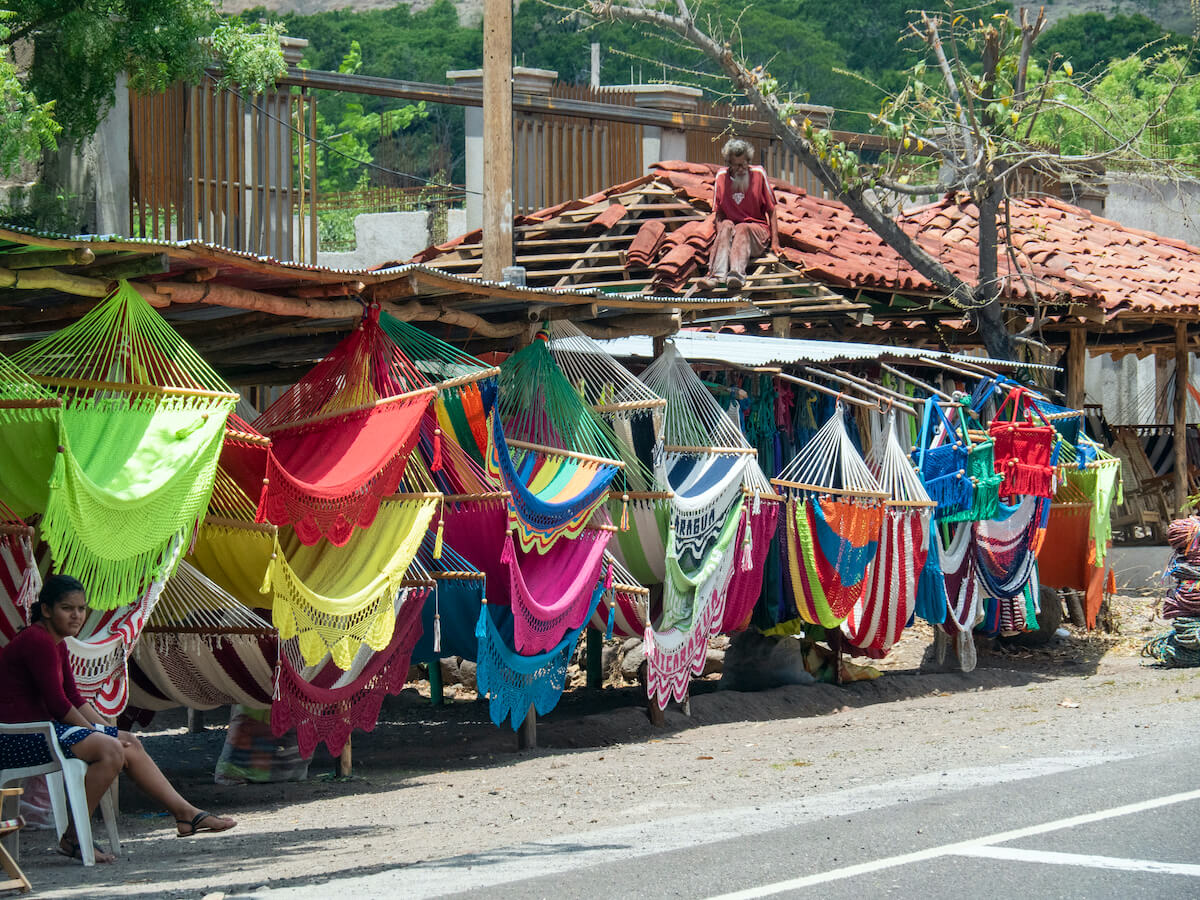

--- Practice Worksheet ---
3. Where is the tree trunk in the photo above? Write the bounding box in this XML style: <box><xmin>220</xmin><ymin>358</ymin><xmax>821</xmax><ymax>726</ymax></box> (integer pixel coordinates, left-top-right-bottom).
<box><xmin>972</xmin><ymin>190</ymin><xmax>1015</xmax><ymax>361</ymax></box>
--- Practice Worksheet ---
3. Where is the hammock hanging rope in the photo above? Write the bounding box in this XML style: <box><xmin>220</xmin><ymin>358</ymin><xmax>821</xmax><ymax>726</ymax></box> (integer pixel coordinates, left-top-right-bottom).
<box><xmin>546</xmin><ymin>320</ymin><xmax>666</xmax><ymax>420</ymax></box>
<box><xmin>10</xmin><ymin>281</ymin><xmax>236</xmax><ymax>610</ymax></box>
<box><xmin>587</xmin><ymin>552</ymin><xmax>651</xmax><ymax>640</ymax></box>
<box><xmin>223</xmin><ymin>306</ymin><xmax>436</xmax><ymax>546</ymax></box>
<box><xmin>488</xmin><ymin>336</ymin><xmax>624</xmax><ymax>553</ymax></box>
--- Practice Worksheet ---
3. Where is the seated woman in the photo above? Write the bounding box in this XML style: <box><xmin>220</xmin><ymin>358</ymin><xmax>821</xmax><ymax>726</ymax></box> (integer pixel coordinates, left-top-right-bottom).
<box><xmin>0</xmin><ymin>575</ymin><xmax>236</xmax><ymax>862</ymax></box>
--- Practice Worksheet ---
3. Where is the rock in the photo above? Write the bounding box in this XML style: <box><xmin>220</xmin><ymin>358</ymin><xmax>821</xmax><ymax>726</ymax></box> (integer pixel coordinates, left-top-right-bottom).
<box><xmin>719</xmin><ymin>629</ymin><xmax>814</xmax><ymax>691</ymax></box>
<box><xmin>620</xmin><ymin>641</ymin><xmax>645</xmax><ymax>680</ymax></box>
<box><xmin>439</xmin><ymin>657</ymin><xmax>460</xmax><ymax>685</ymax></box>
<box><xmin>600</xmin><ymin>644</ymin><xmax>619</xmax><ymax>679</ymax></box>
<box><xmin>621</xmin><ymin>636</ymin><xmax>642</xmax><ymax>654</ymax></box>
<box><xmin>457</xmin><ymin>659</ymin><xmax>477</xmax><ymax>692</ymax></box>
<box><xmin>701</xmin><ymin>647</ymin><xmax>724</xmax><ymax>677</ymax></box>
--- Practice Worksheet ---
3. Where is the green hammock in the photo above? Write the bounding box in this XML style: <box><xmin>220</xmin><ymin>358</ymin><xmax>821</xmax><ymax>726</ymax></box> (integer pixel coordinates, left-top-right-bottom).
<box><xmin>11</xmin><ymin>281</ymin><xmax>237</xmax><ymax>609</ymax></box>
<box><xmin>0</xmin><ymin>351</ymin><xmax>62</xmax><ymax>517</ymax></box>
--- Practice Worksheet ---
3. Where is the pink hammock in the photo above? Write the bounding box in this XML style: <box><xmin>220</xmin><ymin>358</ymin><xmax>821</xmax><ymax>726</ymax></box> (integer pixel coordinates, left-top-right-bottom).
<box><xmin>940</xmin><ymin>524</ymin><xmax>982</xmax><ymax>633</ymax></box>
<box><xmin>720</xmin><ymin>501</ymin><xmax>780</xmax><ymax>633</ymax></box>
<box><xmin>501</xmin><ymin>530</ymin><xmax>610</xmax><ymax>654</ymax></box>
<box><xmin>842</xmin><ymin>509</ymin><xmax>929</xmax><ymax>656</ymax></box>
<box><xmin>223</xmin><ymin>309</ymin><xmax>436</xmax><ymax>546</ymax></box>
<box><xmin>271</xmin><ymin>586</ymin><xmax>430</xmax><ymax>759</ymax></box>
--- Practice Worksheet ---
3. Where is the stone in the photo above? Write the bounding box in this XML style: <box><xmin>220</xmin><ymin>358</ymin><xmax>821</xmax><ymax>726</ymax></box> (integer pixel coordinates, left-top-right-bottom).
<box><xmin>719</xmin><ymin>628</ymin><xmax>814</xmax><ymax>692</ymax></box>
<box><xmin>600</xmin><ymin>644</ymin><xmax>619</xmax><ymax>679</ymax></box>
<box><xmin>438</xmin><ymin>657</ymin><xmax>459</xmax><ymax>685</ymax></box>
<box><xmin>701</xmin><ymin>647</ymin><xmax>724</xmax><ymax>677</ymax></box>
<box><xmin>457</xmin><ymin>659</ymin><xmax>478</xmax><ymax>692</ymax></box>
<box><xmin>620</xmin><ymin>641</ymin><xmax>646</xmax><ymax>681</ymax></box>
<box><xmin>621</xmin><ymin>637</ymin><xmax>642</xmax><ymax>654</ymax></box>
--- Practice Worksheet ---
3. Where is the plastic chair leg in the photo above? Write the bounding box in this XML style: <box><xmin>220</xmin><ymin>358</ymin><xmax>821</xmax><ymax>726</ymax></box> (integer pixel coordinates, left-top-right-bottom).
<box><xmin>99</xmin><ymin>783</ymin><xmax>120</xmax><ymax>857</ymax></box>
<box><xmin>44</xmin><ymin>773</ymin><xmax>68</xmax><ymax>842</ymax></box>
<box><xmin>60</xmin><ymin>761</ymin><xmax>95</xmax><ymax>867</ymax></box>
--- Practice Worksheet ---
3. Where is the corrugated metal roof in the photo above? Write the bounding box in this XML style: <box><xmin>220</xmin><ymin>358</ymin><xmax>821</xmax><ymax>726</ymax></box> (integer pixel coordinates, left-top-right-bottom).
<box><xmin>597</xmin><ymin>331</ymin><xmax>1060</xmax><ymax>371</ymax></box>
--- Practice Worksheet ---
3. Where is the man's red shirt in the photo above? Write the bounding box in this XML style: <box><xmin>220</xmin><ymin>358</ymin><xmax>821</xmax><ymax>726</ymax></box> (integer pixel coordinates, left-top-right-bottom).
<box><xmin>713</xmin><ymin>165</ymin><xmax>776</xmax><ymax>226</ymax></box>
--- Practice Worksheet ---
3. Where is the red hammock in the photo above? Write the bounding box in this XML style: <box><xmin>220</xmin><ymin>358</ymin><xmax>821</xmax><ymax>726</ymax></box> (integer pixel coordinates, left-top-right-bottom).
<box><xmin>222</xmin><ymin>309</ymin><xmax>436</xmax><ymax>546</ymax></box>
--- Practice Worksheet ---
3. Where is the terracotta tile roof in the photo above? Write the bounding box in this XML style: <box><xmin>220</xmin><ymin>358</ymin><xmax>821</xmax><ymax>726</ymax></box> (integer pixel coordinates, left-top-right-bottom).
<box><xmin>899</xmin><ymin>194</ymin><xmax>1200</xmax><ymax>317</ymax></box>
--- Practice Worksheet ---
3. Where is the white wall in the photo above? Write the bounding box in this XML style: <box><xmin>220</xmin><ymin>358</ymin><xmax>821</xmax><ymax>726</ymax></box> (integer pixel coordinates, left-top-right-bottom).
<box><xmin>1104</xmin><ymin>175</ymin><xmax>1200</xmax><ymax>248</ymax></box>
<box><xmin>317</xmin><ymin>210</ymin><xmax>437</xmax><ymax>269</ymax></box>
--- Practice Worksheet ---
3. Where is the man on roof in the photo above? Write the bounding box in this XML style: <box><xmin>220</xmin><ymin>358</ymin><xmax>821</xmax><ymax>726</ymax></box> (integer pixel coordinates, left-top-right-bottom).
<box><xmin>699</xmin><ymin>138</ymin><xmax>780</xmax><ymax>293</ymax></box>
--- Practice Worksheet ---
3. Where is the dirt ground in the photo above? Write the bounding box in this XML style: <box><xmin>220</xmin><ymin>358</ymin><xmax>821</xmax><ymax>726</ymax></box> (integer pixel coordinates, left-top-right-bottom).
<box><xmin>17</xmin><ymin>591</ymin><xmax>1194</xmax><ymax>900</ymax></box>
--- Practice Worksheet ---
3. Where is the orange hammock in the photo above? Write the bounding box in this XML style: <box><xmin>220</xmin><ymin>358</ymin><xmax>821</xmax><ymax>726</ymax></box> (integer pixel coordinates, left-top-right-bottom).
<box><xmin>222</xmin><ymin>308</ymin><xmax>436</xmax><ymax>546</ymax></box>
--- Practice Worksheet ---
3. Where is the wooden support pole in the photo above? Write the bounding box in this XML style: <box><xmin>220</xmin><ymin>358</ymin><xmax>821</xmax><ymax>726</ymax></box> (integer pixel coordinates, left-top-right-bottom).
<box><xmin>831</xmin><ymin>630</ymin><xmax>843</xmax><ymax>686</ymax></box>
<box><xmin>339</xmin><ymin>737</ymin><xmax>352</xmax><ymax>777</ymax></box>
<box><xmin>1067</xmin><ymin>327</ymin><xmax>1087</xmax><ymax>411</ymax></box>
<box><xmin>586</xmin><ymin>628</ymin><xmax>603</xmax><ymax>689</ymax></box>
<box><xmin>428</xmin><ymin>659</ymin><xmax>444</xmax><ymax>706</ymax></box>
<box><xmin>0</xmin><ymin>247</ymin><xmax>94</xmax><ymax>269</ymax></box>
<box><xmin>187</xmin><ymin>709</ymin><xmax>205</xmax><ymax>733</ymax></box>
<box><xmin>517</xmin><ymin>703</ymin><xmax>537</xmax><ymax>749</ymax></box>
<box><xmin>1175</xmin><ymin>322</ymin><xmax>1189</xmax><ymax>515</ymax></box>
<box><xmin>652</xmin><ymin>334</ymin><xmax>667</xmax><ymax>358</ymax></box>
<box><xmin>481</xmin><ymin>0</ymin><xmax>514</xmax><ymax>282</ymax></box>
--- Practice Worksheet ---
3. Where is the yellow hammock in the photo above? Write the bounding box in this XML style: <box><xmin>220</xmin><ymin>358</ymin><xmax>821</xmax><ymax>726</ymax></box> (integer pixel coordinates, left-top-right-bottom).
<box><xmin>190</xmin><ymin>497</ymin><xmax>436</xmax><ymax>669</ymax></box>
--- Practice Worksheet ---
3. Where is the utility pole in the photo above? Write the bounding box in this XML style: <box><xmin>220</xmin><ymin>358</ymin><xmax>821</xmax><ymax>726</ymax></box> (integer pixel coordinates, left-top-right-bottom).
<box><xmin>482</xmin><ymin>0</ymin><xmax>514</xmax><ymax>282</ymax></box>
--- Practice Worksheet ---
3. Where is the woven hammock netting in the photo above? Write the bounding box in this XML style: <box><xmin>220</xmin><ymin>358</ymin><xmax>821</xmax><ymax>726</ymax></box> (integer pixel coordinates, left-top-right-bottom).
<box><xmin>222</xmin><ymin>306</ymin><xmax>436</xmax><ymax>547</ymax></box>
<box><xmin>8</xmin><ymin>280</ymin><xmax>236</xmax><ymax>610</ymax></box>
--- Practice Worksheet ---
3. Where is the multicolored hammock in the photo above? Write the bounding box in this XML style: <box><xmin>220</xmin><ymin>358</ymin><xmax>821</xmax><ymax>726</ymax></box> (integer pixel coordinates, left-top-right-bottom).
<box><xmin>0</xmin><ymin>352</ymin><xmax>61</xmax><ymax>518</ymax></box>
<box><xmin>774</xmin><ymin>404</ymin><xmax>886</xmax><ymax>628</ymax></box>
<box><xmin>223</xmin><ymin>306</ymin><xmax>436</xmax><ymax>546</ymax></box>
<box><xmin>0</xmin><ymin>501</ymin><xmax>39</xmax><ymax>631</ymax></box>
<box><xmin>487</xmin><ymin>336</ymin><xmax>624</xmax><ymax>553</ymax></box>
<box><xmin>721</xmin><ymin>499</ymin><xmax>781</xmax><ymax>634</ymax></box>
<box><xmin>587</xmin><ymin>553</ymin><xmax>651</xmax><ymax>640</ymax></box>
<box><xmin>10</xmin><ymin>281</ymin><xmax>237</xmax><ymax>609</ymax></box>
<box><xmin>972</xmin><ymin>496</ymin><xmax>1046</xmax><ymax>601</ymax></box>
<box><xmin>843</xmin><ymin>414</ymin><xmax>934</xmax><ymax>656</ymax></box>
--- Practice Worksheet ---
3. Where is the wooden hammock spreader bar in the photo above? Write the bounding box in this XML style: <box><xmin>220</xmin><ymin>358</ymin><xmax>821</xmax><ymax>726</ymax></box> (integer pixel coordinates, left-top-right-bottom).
<box><xmin>879</xmin><ymin>363</ymin><xmax>953</xmax><ymax>402</ymax></box>
<box><xmin>742</xmin><ymin>488</ymin><xmax>785</xmax><ymax>504</ymax></box>
<box><xmin>31</xmin><ymin>376</ymin><xmax>239</xmax><ymax>402</ymax></box>
<box><xmin>0</xmin><ymin>523</ymin><xmax>33</xmax><ymax>537</ymax></box>
<box><xmin>770</xmin><ymin>478</ymin><xmax>890</xmax><ymax>501</ymax></box>
<box><xmin>386</xmin><ymin>492</ymin><xmax>444</xmax><ymax>501</ymax></box>
<box><xmin>1050</xmin><ymin>501</ymin><xmax>1093</xmax><ymax>509</ymax></box>
<box><xmin>919</xmin><ymin>357</ymin><xmax>990</xmax><ymax>382</ymax></box>
<box><xmin>226</xmin><ymin>428</ymin><xmax>271</xmax><ymax>446</ymax></box>
<box><xmin>886</xmin><ymin>498</ymin><xmax>939</xmax><ymax>508</ymax></box>
<box><xmin>502</xmin><ymin>438</ymin><xmax>624</xmax><ymax>469</ymax></box>
<box><xmin>435</xmin><ymin>367</ymin><xmax>502</xmax><ymax>391</ymax></box>
<box><xmin>591</xmin><ymin>398</ymin><xmax>667</xmax><ymax>414</ymax></box>
<box><xmin>443</xmin><ymin>491</ymin><xmax>512</xmax><ymax>503</ymax></box>
<box><xmin>608</xmin><ymin>490</ymin><xmax>674</xmax><ymax>501</ymax></box>
<box><xmin>613</xmin><ymin>582</ymin><xmax>650</xmax><ymax>596</ymax></box>
<box><xmin>432</xmin><ymin>571</ymin><xmax>487</xmax><ymax>581</ymax></box>
<box><xmin>203</xmin><ymin>516</ymin><xmax>278</xmax><ymax>534</ymax></box>
<box><xmin>772</xmin><ymin>371</ymin><xmax>877</xmax><ymax>410</ymax></box>
<box><xmin>259</xmin><ymin>386</ymin><xmax>438</xmax><ymax>433</ymax></box>
<box><xmin>661</xmin><ymin>444</ymin><xmax>758</xmax><ymax>455</ymax></box>
<box><xmin>808</xmin><ymin>366</ymin><xmax>922</xmax><ymax>415</ymax></box>
<box><xmin>142</xmin><ymin>625</ymin><xmax>278</xmax><ymax>637</ymax></box>
<box><xmin>0</xmin><ymin>397</ymin><xmax>61</xmax><ymax>409</ymax></box>
<box><xmin>400</xmin><ymin>577</ymin><xmax>438</xmax><ymax>589</ymax></box>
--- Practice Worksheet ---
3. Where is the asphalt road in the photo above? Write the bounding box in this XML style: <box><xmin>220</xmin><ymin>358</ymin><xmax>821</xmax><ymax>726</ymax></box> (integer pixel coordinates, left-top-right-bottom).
<box><xmin>242</xmin><ymin>737</ymin><xmax>1200</xmax><ymax>899</ymax></box>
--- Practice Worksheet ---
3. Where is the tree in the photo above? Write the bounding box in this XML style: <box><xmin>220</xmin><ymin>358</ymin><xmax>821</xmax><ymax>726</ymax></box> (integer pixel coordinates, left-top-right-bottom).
<box><xmin>586</xmin><ymin>0</ymin><xmax>1199</xmax><ymax>361</ymax></box>
<box><xmin>0</xmin><ymin>1</ymin><xmax>285</xmax><ymax>173</ymax></box>
<box><xmin>1036</xmin><ymin>12</ymin><xmax>1175</xmax><ymax>75</ymax></box>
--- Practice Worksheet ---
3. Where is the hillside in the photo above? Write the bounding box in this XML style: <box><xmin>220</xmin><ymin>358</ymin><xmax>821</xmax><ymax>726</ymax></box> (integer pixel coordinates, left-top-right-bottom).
<box><xmin>224</xmin><ymin>0</ymin><xmax>484</xmax><ymax>26</ymax></box>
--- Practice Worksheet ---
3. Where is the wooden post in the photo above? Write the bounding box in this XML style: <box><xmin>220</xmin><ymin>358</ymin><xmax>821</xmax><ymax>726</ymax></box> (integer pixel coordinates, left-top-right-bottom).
<box><xmin>428</xmin><ymin>659</ymin><xmax>444</xmax><ymax>706</ymax></box>
<box><xmin>517</xmin><ymin>703</ymin><xmax>537</xmax><ymax>749</ymax></box>
<box><xmin>187</xmin><ymin>709</ymin><xmax>205</xmax><ymax>733</ymax></box>
<box><xmin>481</xmin><ymin>0</ymin><xmax>514</xmax><ymax>282</ymax></box>
<box><xmin>830</xmin><ymin>629</ymin><xmax>843</xmax><ymax>686</ymax></box>
<box><xmin>1174</xmin><ymin>322</ymin><xmax>1189</xmax><ymax>514</ymax></box>
<box><xmin>586</xmin><ymin>628</ymin><xmax>603</xmax><ymax>689</ymax></box>
<box><xmin>338</xmin><ymin>738</ymin><xmax>352</xmax><ymax>777</ymax></box>
<box><xmin>1067</xmin><ymin>328</ymin><xmax>1086</xmax><ymax>411</ymax></box>
<box><xmin>652</xmin><ymin>334</ymin><xmax>666</xmax><ymax>358</ymax></box>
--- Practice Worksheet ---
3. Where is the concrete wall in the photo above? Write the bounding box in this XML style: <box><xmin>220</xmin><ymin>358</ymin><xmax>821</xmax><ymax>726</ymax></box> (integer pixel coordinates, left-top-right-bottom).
<box><xmin>316</xmin><ymin>210</ymin><xmax>436</xmax><ymax>269</ymax></box>
<box><xmin>1085</xmin><ymin>350</ymin><xmax>1200</xmax><ymax>426</ymax></box>
<box><xmin>1104</xmin><ymin>175</ymin><xmax>1200</xmax><ymax>248</ymax></box>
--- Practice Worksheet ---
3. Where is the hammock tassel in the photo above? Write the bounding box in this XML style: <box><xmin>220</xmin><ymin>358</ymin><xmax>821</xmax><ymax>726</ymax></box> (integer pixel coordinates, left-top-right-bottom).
<box><xmin>432</xmin><ymin>426</ymin><xmax>444</xmax><ymax>472</ymax></box>
<box><xmin>643</xmin><ymin>623</ymin><xmax>655</xmax><ymax>659</ymax></box>
<box><xmin>753</xmin><ymin>491</ymin><xmax>762</xmax><ymax>515</ymax></box>
<box><xmin>475</xmin><ymin>600</ymin><xmax>488</xmax><ymax>641</ymax></box>
<box><xmin>272</xmin><ymin>658</ymin><xmax>282</xmax><ymax>702</ymax></box>
<box><xmin>49</xmin><ymin>444</ymin><xmax>65</xmax><ymax>490</ymax></box>
<box><xmin>259</xmin><ymin>550</ymin><xmax>278</xmax><ymax>595</ymax></box>
<box><xmin>433</xmin><ymin>511</ymin><xmax>445</xmax><ymax>560</ymax></box>
<box><xmin>433</xmin><ymin>613</ymin><xmax>442</xmax><ymax>654</ymax></box>
<box><xmin>605</xmin><ymin>600</ymin><xmax>615</xmax><ymax>641</ymax></box>
<box><xmin>741</xmin><ymin>519</ymin><xmax>754</xmax><ymax>571</ymax></box>
<box><xmin>501</xmin><ymin>532</ymin><xmax>516</xmax><ymax>566</ymax></box>
<box><xmin>620</xmin><ymin>493</ymin><xmax>630</xmax><ymax>531</ymax></box>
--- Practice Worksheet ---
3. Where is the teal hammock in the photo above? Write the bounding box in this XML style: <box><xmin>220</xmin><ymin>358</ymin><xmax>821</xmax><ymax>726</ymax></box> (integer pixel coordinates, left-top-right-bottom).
<box><xmin>474</xmin><ymin>579</ymin><xmax>603</xmax><ymax>729</ymax></box>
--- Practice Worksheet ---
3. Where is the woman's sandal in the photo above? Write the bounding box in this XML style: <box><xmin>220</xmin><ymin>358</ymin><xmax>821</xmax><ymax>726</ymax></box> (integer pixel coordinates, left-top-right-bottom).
<box><xmin>58</xmin><ymin>834</ymin><xmax>116</xmax><ymax>864</ymax></box>
<box><xmin>176</xmin><ymin>811</ymin><xmax>237</xmax><ymax>837</ymax></box>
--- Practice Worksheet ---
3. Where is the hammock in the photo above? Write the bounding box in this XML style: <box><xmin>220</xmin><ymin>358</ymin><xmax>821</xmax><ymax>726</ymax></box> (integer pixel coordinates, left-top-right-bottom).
<box><xmin>587</xmin><ymin>553</ymin><xmax>651</xmax><ymax>640</ymax></box>
<box><xmin>0</xmin><ymin>501</ymin><xmax>39</xmax><ymax>635</ymax></box>
<box><xmin>190</xmin><ymin>463</ymin><xmax>437</xmax><ymax>671</ymax></box>
<box><xmin>0</xmin><ymin>352</ymin><xmax>61</xmax><ymax>518</ymax></box>
<box><xmin>273</xmin><ymin>584</ymin><xmax>430</xmax><ymax>758</ymax></box>
<box><xmin>128</xmin><ymin>560</ymin><xmax>277</xmax><ymax>712</ymax></box>
<box><xmin>842</xmin><ymin>414</ymin><xmax>934</xmax><ymax>656</ymax></box>
<box><xmin>774</xmin><ymin>404</ymin><xmax>886</xmax><ymax>628</ymax></box>
<box><xmin>661</xmin><ymin>496</ymin><xmax>744</xmax><ymax>632</ymax></box>
<box><xmin>972</xmin><ymin>497</ymin><xmax>1045</xmax><ymax>600</ymax></box>
<box><xmin>10</xmin><ymin>281</ymin><xmax>236</xmax><ymax>609</ymax></box>
<box><xmin>546</xmin><ymin>320</ymin><xmax>665</xmax><ymax>419</ymax></box>
<box><xmin>475</xmin><ymin>598</ymin><xmax>595</xmax><ymax>730</ymax></box>
<box><xmin>411</xmin><ymin>529</ymin><xmax>486</xmax><ymax>662</ymax></box>
<box><xmin>720</xmin><ymin>499</ymin><xmax>780</xmax><ymax>633</ymax></box>
<box><xmin>224</xmin><ymin>306</ymin><xmax>435</xmax><ymax>546</ymax></box>
<box><xmin>938</xmin><ymin>523</ymin><xmax>983</xmax><ymax>633</ymax></box>
<box><xmin>487</xmin><ymin>336</ymin><xmax>624</xmax><ymax>553</ymax></box>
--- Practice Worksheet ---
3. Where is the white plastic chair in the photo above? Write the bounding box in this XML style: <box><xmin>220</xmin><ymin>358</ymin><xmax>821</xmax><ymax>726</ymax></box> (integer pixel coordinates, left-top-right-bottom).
<box><xmin>0</xmin><ymin>722</ymin><xmax>120</xmax><ymax>866</ymax></box>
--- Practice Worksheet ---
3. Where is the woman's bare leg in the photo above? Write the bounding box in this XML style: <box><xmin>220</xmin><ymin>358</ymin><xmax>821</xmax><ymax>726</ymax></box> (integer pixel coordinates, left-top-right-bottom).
<box><xmin>115</xmin><ymin>732</ymin><xmax>236</xmax><ymax>834</ymax></box>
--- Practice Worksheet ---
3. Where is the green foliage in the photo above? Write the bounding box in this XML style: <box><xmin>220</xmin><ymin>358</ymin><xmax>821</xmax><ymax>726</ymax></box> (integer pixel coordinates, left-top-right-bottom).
<box><xmin>0</xmin><ymin>183</ymin><xmax>86</xmax><ymax>233</ymax></box>
<box><xmin>0</xmin><ymin>11</ymin><xmax>57</xmax><ymax>177</ymax></box>
<box><xmin>211</xmin><ymin>19</ymin><xmax>288</xmax><ymax>95</ymax></box>
<box><xmin>1036</xmin><ymin>13</ymin><xmax>1176</xmax><ymax>74</ymax></box>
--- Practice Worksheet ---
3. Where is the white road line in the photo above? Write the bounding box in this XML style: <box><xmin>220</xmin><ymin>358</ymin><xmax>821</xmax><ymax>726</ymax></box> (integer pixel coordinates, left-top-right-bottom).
<box><xmin>704</xmin><ymin>788</ymin><xmax>1200</xmax><ymax>900</ymax></box>
<box><xmin>950</xmin><ymin>846</ymin><xmax>1200</xmax><ymax>877</ymax></box>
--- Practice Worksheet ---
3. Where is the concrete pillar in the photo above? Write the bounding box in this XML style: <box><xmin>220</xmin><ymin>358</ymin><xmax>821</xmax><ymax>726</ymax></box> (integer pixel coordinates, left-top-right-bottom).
<box><xmin>601</xmin><ymin>84</ymin><xmax>702</xmax><ymax>172</ymax></box>
<box><xmin>93</xmin><ymin>74</ymin><xmax>130</xmax><ymax>236</ymax></box>
<box><xmin>447</xmin><ymin>67</ymin><xmax>557</xmax><ymax>232</ymax></box>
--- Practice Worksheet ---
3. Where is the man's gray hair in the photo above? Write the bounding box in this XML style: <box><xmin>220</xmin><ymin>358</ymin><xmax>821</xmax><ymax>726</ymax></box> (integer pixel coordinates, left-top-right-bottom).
<box><xmin>722</xmin><ymin>138</ymin><xmax>754</xmax><ymax>162</ymax></box>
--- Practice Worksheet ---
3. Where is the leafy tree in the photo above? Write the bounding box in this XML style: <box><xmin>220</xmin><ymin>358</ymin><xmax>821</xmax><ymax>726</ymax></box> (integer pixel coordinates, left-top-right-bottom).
<box><xmin>0</xmin><ymin>11</ymin><xmax>57</xmax><ymax>177</ymax></box>
<box><xmin>1036</xmin><ymin>12</ymin><xmax>1173</xmax><ymax>74</ymax></box>
<box><xmin>587</xmin><ymin>0</ymin><xmax>1200</xmax><ymax>360</ymax></box>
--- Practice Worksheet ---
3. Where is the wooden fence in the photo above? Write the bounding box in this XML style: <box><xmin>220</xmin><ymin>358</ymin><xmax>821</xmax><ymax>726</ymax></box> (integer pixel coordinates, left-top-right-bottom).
<box><xmin>129</xmin><ymin>79</ymin><xmax>318</xmax><ymax>262</ymax></box>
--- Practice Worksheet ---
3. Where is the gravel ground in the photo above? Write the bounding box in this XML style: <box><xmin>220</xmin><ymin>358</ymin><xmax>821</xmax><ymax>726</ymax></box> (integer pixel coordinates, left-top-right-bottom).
<box><xmin>18</xmin><ymin>592</ymin><xmax>1192</xmax><ymax>899</ymax></box>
